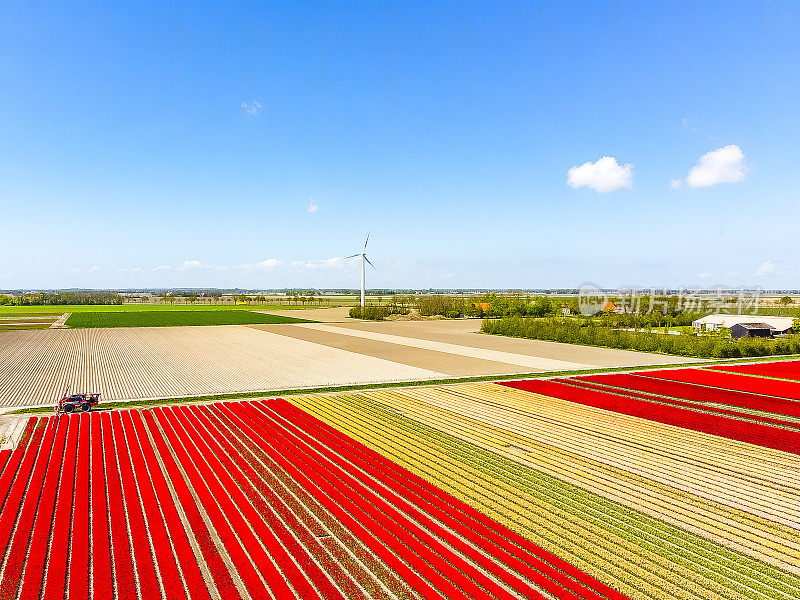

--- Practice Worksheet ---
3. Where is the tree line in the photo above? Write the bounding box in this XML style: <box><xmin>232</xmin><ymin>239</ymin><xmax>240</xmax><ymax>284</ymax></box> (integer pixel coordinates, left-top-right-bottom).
<box><xmin>481</xmin><ymin>317</ymin><xmax>800</xmax><ymax>359</ymax></box>
<box><xmin>0</xmin><ymin>291</ymin><xmax>123</xmax><ymax>306</ymax></box>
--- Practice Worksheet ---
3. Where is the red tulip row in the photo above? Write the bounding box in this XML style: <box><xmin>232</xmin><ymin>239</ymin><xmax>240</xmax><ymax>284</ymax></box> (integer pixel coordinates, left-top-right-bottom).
<box><xmin>709</xmin><ymin>359</ymin><xmax>800</xmax><ymax>381</ymax></box>
<box><xmin>0</xmin><ymin>401</ymin><xmax>626</xmax><ymax>600</ymax></box>
<box><xmin>0</xmin><ymin>450</ymin><xmax>10</xmax><ymax>473</ymax></box>
<box><xmin>573</xmin><ymin>372</ymin><xmax>800</xmax><ymax>421</ymax></box>
<box><xmin>642</xmin><ymin>368</ymin><xmax>800</xmax><ymax>401</ymax></box>
<box><xmin>500</xmin><ymin>378</ymin><xmax>800</xmax><ymax>454</ymax></box>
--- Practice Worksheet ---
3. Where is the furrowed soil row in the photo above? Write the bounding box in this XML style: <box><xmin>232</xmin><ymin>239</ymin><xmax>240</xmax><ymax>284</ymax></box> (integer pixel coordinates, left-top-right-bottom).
<box><xmin>0</xmin><ymin>327</ymin><xmax>439</xmax><ymax>407</ymax></box>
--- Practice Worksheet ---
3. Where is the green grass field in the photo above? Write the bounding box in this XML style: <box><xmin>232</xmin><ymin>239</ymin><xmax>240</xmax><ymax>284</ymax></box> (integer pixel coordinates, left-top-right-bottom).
<box><xmin>64</xmin><ymin>310</ymin><xmax>314</xmax><ymax>328</ymax></box>
<box><xmin>0</xmin><ymin>304</ymin><xmax>307</xmax><ymax>314</ymax></box>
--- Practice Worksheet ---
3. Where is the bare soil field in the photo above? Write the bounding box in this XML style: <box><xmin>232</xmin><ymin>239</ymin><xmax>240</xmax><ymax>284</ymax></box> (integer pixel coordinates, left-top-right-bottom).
<box><xmin>0</xmin><ymin>318</ymin><xmax>700</xmax><ymax>409</ymax></box>
<box><xmin>0</xmin><ymin>326</ymin><xmax>441</xmax><ymax>407</ymax></box>
<box><xmin>259</xmin><ymin>319</ymin><xmax>701</xmax><ymax>373</ymax></box>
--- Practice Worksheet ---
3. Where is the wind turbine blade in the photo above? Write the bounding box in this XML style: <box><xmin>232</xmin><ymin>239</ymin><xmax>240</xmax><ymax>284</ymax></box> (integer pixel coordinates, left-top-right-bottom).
<box><xmin>342</xmin><ymin>254</ymin><xmax>360</xmax><ymax>259</ymax></box>
<box><xmin>363</xmin><ymin>231</ymin><xmax>371</xmax><ymax>250</ymax></box>
<box><xmin>364</xmin><ymin>255</ymin><xmax>376</xmax><ymax>269</ymax></box>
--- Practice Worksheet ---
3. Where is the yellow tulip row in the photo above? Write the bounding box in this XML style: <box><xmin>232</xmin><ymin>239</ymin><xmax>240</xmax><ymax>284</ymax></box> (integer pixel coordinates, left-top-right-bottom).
<box><xmin>381</xmin><ymin>383</ymin><xmax>800</xmax><ymax>569</ymax></box>
<box><xmin>291</xmin><ymin>391</ymin><xmax>799</xmax><ymax>600</ymax></box>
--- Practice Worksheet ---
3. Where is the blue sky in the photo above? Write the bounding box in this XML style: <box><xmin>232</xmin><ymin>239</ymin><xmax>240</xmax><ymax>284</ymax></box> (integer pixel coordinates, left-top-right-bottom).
<box><xmin>2</xmin><ymin>1</ymin><xmax>799</xmax><ymax>290</ymax></box>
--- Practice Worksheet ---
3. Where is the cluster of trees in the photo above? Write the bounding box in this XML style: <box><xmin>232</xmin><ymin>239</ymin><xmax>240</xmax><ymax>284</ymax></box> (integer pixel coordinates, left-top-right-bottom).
<box><xmin>481</xmin><ymin>317</ymin><xmax>800</xmax><ymax>358</ymax></box>
<box><xmin>349</xmin><ymin>301</ymin><xmax>412</xmax><ymax>320</ymax></box>
<box><xmin>0</xmin><ymin>291</ymin><xmax>122</xmax><ymax>306</ymax></box>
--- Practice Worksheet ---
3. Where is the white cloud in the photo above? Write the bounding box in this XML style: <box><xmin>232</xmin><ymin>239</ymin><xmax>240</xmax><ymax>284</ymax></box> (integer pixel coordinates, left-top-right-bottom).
<box><xmin>255</xmin><ymin>259</ymin><xmax>281</xmax><ymax>269</ymax></box>
<box><xmin>697</xmin><ymin>272</ymin><xmax>712</xmax><ymax>279</ymax></box>
<box><xmin>179</xmin><ymin>259</ymin><xmax>206</xmax><ymax>270</ymax></box>
<box><xmin>88</xmin><ymin>266</ymin><xmax>101</xmax><ymax>273</ymax></box>
<box><xmin>290</xmin><ymin>257</ymin><xmax>353</xmax><ymax>271</ymax></box>
<box><xmin>151</xmin><ymin>265</ymin><xmax>171</xmax><ymax>272</ymax></box>
<box><xmin>241</xmin><ymin>101</ymin><xmax>262</xmax><ymax>117</ymax></box>
<box><xmin>231</xmin><ymin>259</ymin><xmax>283</xmax><ymax>271</ymax></box>
<box><xmin>684</xmin><ymin>145</ymin><xmax>747</xmax><ymax>188</ymax></box>
<box><xmin>567</xmin><ymin>156</ymin><xmax>633</xmax><ymax>193</ymax></box>
<box><xmin>307</xmin><ymin>198</ymin><xmax>319</xmax><ymax>213</ymax></box>
<box><xmin>754</xmin><ymin>260</ymin><xmax>778</xmax><ymax>277</ymax></box>
<box><xmin>670</xmin><ymin>178</ymin><xmax>683</xmax><ymax>189</ymax></box>
<box><xmin>725</xmin><ymin>270</ymin><xmax>739</xmax><ymax>278</ymax></box>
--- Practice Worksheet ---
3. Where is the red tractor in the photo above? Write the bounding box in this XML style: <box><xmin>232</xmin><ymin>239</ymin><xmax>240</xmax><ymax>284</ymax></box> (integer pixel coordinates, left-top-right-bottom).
<box><xmin>57</xmin><ymin>392</ymin><xmax>100</xmax><ymax>414</ymax></box>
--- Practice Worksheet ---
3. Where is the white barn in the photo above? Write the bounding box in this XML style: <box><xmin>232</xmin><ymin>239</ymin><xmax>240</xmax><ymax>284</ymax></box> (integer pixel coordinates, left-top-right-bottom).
<box><xmin>692</xmin><ymin>314</ymin><xmax>794</xmax><ymax>334</ymax></box>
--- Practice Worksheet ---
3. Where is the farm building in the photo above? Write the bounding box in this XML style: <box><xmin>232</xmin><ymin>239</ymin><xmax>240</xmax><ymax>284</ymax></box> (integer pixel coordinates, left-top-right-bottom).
<box><xmin>730</xmin><ymin>322</ymin><xmax>776</xmax><ymax>339</ymax></box>
<box><xmin>692</xmin><ymin>314</ymin><xmax>794</xmax><ymax>335</ymax></box>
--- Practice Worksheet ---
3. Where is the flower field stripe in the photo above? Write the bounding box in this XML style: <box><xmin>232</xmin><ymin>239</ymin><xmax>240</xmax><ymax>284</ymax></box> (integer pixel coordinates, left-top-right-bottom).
<box><xmin>241</xmin><ymin>400</ymin><xmax>528</xmax><ymax>600</ymax></box>
<box><xmin>577</xmin><ymin>373</ymin><xmax>800</xmax><ymax>421</ymax></box>
<box><xmin>69</xmin><ymin>413</ymin><xmax>91</xmax><ymax>600</ymax></box>
<box><xmin>296</xmin><ymin>393</ymin><xmax>699</xmax><ymax>600</ymax></box>
<box><xmin>186</xmin><ymin>405</ymin><xmax>363</xmax><ymax>600</ymax></box>
<box><xmin>90</xmin><ymin>412</ymin><xmax>114</xmax><ymax>600</ymax></box>
<box><xmin>162</xmin><ymin>405</ymin><xmax>302</xmax><ymax>599</ymax></box>
<box><xmin>350</xmin><ymin>390</ymin><xmax>800</xmax><ymax>596</ymax></box>
<box><xmin>129</xmin><ymin>410</ymin><xmax>212</xmax><ymax>600</ymax></box>
<box><xmin>170</xmin><ymin>405</ymin><xmax>327</xmax><ymax>600</ymax></box>
<box><xmin>100</xmin><ymin>411</ymin><xmax>137</xmax><ymax>599</ymax></box>
<box><xmin>110</xmin><ymin>410</ymin><xmax>162</xmax><ymax>598</ymax></box>
<box><xmin>119</xmin><ymin>410</ymin><xmax>188</xmax><ymax>600</ymax></box>
<box><xmin>352</xmin><ymin>385</ymin><xmax>788</xmax><ymax>544</ymax></box>
<box><xmin>266</xmin><ymin>401</ymin><xmax>608</xmax><ymax>600</ymax></box>
<box><xmin>214</xmin><ymin>402</ymin><xmax>451</xmax><ymax>600</ymax></box>
<box><xmin>710</xmin><ymin>361</ymin><xmax>800</xmax><ymax>381</ymax></box>
<box><xmin>500</xmin><ymin>379</ymin><xmax>800</xmax><ymax>454</ymax></box>
<box><xmin>256</xmin><ymin>400</ymin><xmax>557</xmax><ymax>600</ymax></box>
<box><xmin>209</xmin><ymin>407</ymin><xmax>413</xmax><ymax>600</ymax></box>
<box><xmin>389</xmin><ymin>383</ymin><xmax>800</xmax><ymax>536</ymax></box>
<box><xmin>365</xmin><ymin>387</ymin><xmax>800</xmax><ymax>596</ymax></box>
<box><xmin>0</xmin><ymin>417</ymin><xmax>56</xmax><ymax>596</ymax></box>
<box><xmin>272</xmin><ymin>399</ymin><xmax>624</xmax><ymax>600</ymax></box>
<box><xmin>293</xmin><ymin>393</ymin><xmax>678</xmax><ymax>600</ymax></box>
<box><xmin>43</xmin><ymin>414</ymin><xmax>80</xmax><ymax>598</ymax></box>
<box><xmin>247</xmin><ymin>401</ymin><xmax>560</xmax><ymax>598</ymax></box>
<box><xmin>561</xmin><ymin>377</ymin><xmax>800</xmax><ymax>428</ymax></box>
<box><xmin>140</xmin><ymin>410</ymin><xmax>241</xmax><ymax>599</ymax></box>
<box><xmin>0</xmin><ymin>418</ymin><xmax>45</xmax><ymax>516</ymax></box>
<box><xmin>290</xmin><ymin>388</ymin><xmax>800</xmax><ymax>599</ymax></box>
<box><xmin>0</xmin><ymin>417</ymin><xmax>41</xmax><ymax>516</ymax></box>
<box><xmin>15</xmin><ymin>416</ymin><xmax>69</xmax><ymax>600</ymax></box>
<box><xmin>152</xmin><ymin>407</ymin><xmax>274</xmax><ymax>599</ymax></box>
<box><xmin>0</xmin><ymin>450</ymin><xmax>10</xmax><ymax>478</ymax></box>
<box><xmin>222</xmin><ymin>401</ymin><xmax>474</xmax><ymax>600</ymax></box>
<box><xmin>642</xmin><ymin>369</ymin><xmax>800</xmax><ymax>401</ymax></box>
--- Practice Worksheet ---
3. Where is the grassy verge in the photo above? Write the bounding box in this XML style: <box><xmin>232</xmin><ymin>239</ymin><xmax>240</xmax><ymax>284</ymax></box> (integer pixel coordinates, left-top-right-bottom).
<box><xmin>7</xmin><ymin>353</ymin><xmax>799</xmax><ymax>415</ymax></box>
<box><xmin>64</xmin><ymin>310</ymin><xmax>314</xmax><ymax>328</ymax></box>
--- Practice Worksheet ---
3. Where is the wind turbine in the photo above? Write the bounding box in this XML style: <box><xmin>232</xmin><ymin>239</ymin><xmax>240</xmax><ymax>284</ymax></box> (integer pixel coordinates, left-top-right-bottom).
<box><xmin>344</xmin><ymin>233</ymin><xmax>374</xmax><ymax>307</ymax></box>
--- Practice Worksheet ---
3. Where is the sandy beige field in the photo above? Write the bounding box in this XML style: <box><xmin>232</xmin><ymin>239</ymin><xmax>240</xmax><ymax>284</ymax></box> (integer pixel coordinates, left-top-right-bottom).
<box><xmin>0</xmin><ymin>326</ymin><xmax>442</xmax><ymax>407</ymax></box>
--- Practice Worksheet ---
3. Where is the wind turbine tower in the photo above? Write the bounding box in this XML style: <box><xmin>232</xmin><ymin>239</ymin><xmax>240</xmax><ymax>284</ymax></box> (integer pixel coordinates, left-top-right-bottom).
<box><xmin>345</xmin><ymin>233</ymin><xmax>374</xmax><ymax>307</ymax></box>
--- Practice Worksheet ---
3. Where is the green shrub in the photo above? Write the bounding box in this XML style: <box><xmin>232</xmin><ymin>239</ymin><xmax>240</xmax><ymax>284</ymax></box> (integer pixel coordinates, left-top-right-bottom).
<box><xmin>349</xmin><ymin>306</ymin><xmax>390</xmax><ymax>320</ymax></box>
<box><xmin>480</xmin><ymin>317</ymin><xmax>800</xmax><ymax>359</ymax></box>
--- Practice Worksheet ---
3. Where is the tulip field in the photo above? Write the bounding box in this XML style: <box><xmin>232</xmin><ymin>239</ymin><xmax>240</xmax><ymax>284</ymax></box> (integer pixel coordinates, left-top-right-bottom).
<box><xmin>0</xmin><ymin>360</ymin><xmax>798</xmax><ymax>599</ymax></box>
<box><xmin>0</xmin><ymin>401</ymin><xmax>624</xmax><ymax>600</ymax></box>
